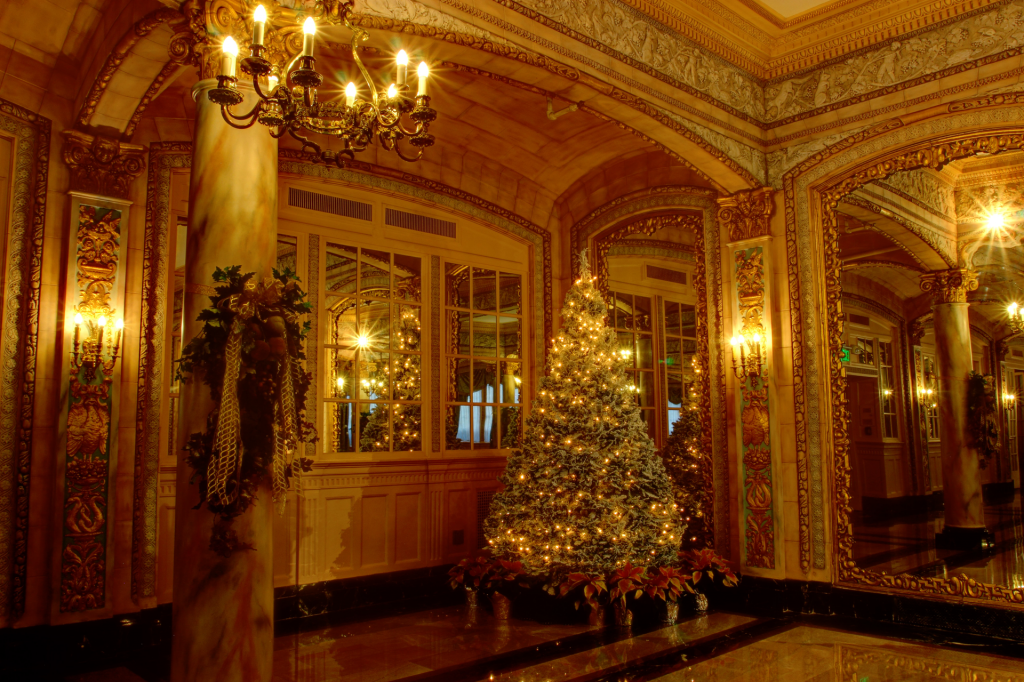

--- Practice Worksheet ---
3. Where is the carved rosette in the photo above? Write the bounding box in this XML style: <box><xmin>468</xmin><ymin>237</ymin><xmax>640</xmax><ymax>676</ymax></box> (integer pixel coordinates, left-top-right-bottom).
<box><xmin>62</xmin><ymin>131</ymin><xmax>144</xmax><ymax>201</ymax></box>
<box><xmin>919</xmin><ymin>268</ymin><xmax>979</xmax><ymax>304</ymax></box>
<box><xmin>718</xmin><ymin>188</ymin><xmax>774</xmax><ymax>243</ymax></box>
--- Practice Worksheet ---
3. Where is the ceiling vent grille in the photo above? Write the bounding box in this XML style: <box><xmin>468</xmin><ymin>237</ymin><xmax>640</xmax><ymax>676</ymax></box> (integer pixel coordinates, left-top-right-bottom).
<box><xmin>288</xmin><ymin>187</ymin><xmax>372</xmax><ymax>222</ymax></box>
<box><xmin>385</xmin><ymin>207</ymin><xmax>456</xmax><ymax>238</ymax></box>
<box><xmin>646</xmin><ymin>265</ymin><xmax>687</xmax><ymax>286</ymax></box>
<box><xmin>1013</xmin><ymin>349</ymin><xmax>1024</xmax><ymax>359</ymax></box>
<box><xmin>848</xmin><ymin>312</ymin><xmax>871</xmax><ymax>327</ymax></box>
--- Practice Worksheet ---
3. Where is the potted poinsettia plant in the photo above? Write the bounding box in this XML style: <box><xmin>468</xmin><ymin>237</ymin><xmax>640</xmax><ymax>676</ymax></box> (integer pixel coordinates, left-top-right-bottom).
<box><xmin>641</xmin><ymin>566</ymin><xmax>691</xmax><ymax>623</ymax></box>
<box><xmin>558</xmin><ymin>572</ymin><xmax>608</xmax><ymax>625</ymax></box>
<box><xmin>481</xmin><ymin>559</ymin><xmax>530</xmax><ymax>619</ymax></box>
<box><xmin>448</xmin><ymin>556</ymin><xmax>491</xmax><ymax>608</ymax></box>
<box><xmin>607</xmin><ymin>562</ymin><xmax>645</xmax><ymax>628</ymax></box>
<box><xmin>679</xmin><ymin>548</ymin><xmax>738</xmax><ymax>611</ymax></box>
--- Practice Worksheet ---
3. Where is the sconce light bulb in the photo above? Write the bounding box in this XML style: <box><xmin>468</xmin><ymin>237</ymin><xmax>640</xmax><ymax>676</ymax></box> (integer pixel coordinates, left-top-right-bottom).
<box><xmin>115</xmin><ymin>319</ymin><xmax>124</xmax><ymax>330</ymax></box>
<box><xmin>222</xmin><ymin>36</ymin><xmax>239</xmax><ymax>56</ymax></box>
<box><xmin>396</xmin><ymin>49</ymin><xmax>408</xmax><ymax>66</ymax></box>
<box><xmin>336</xmin><ymin>376</ymin><xmax>345</xmax><ymax>389</ymax></box>
<box><xmin>346</xmin><ymin>81</ymin><xmax>357</xmax><ymax>98</ymax></box>
<box><xmin>751</xmin><ymin>332</ymin><xmax>761</xmax><ymax>344</ymax></box>
<box><xmin>74</xmin><ymin>313</ymin><xmax>83</xmax><ymax>325</ymax></box>
<box><xmin>1010</xmin><ymin>302</ymin><xmax>1020</xmax><ymax>317</ymax></box>
<box><xmin>254</xmin><ymin>4</ymin><xmax>267</xmax><ymax>22</ymax></box>
<box><xmin>730</xmin><ymin>336</ymin><xmax>739</xmax><ymax>346</ymax></box>
<box><xmin>418</xmin><ymin>61</ymin><xmax>429</xmax><ymax>79</ymax></box>
<box><xmin>97</xmin><ymin>315</ymin><xmax>107</xmax><ymax>327</ymax></box>
<box><xmin>303</xmin><ymin>16</ymin><xmax>316</xmax><ymax>35</ymax></box>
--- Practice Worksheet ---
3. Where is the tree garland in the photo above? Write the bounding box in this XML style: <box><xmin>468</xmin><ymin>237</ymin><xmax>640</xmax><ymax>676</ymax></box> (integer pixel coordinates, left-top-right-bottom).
<box><xmin>176</xmin><ymin>266</ymin><xmax>317</xmax><ymax>555</ymax></box>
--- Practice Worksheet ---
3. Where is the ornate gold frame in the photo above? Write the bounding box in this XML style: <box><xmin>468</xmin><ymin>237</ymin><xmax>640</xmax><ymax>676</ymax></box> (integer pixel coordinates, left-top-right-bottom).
<box><xmin>821</xmin><ymin>130</ymin><xmax>1024</xmax><ymax>605</ymax></box>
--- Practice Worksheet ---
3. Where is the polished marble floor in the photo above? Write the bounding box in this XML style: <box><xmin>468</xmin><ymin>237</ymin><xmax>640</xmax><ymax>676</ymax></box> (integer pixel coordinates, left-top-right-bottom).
<box><xmin>853</xmin><ymin>490</ymin><xmax>1024</xmax><ymax>586</ymax></box>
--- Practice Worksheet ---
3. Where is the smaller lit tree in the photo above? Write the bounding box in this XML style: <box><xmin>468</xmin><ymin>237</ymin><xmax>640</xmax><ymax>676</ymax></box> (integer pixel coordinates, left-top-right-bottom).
<box><xmin>661</xmin><ymin>402</ymin><xmax>709</xmax><ymax>549</ymax></box>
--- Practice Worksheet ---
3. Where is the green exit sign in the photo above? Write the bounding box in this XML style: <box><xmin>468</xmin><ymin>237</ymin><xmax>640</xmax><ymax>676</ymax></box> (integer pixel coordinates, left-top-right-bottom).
<box><xmin>840</xmin><ymin>347</ymin><xmax>851</xmax><ymax>363</ymax></box>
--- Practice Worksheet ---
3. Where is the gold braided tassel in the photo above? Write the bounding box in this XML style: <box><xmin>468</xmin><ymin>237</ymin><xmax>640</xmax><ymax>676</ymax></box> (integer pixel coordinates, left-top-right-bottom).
<box><xmin>209</xmin><ymin>318</ymin><xmax>244</xmax><ymax>506</ymax></box>
<box><xmin>273</xmin><ymin>329</ymin><xmax>299</xmax><ymax>513</ymax></box>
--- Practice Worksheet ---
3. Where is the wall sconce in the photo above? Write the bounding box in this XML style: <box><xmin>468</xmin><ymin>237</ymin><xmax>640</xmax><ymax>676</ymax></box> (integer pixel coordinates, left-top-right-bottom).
<box><xmin>1004</xmin><ymin>392</ymin><xmax>1017</xmax><ymax>409</ymax></box>
<box><xmin>71</xmin><ymin>312</ymin><xmax>123</xmax><ymax>381</ymax></box>
<box><xmin>1008</xmin><ymin>302</ymin><xmax>1024</xmax><ymax>334</ymax></box>
<box><xmin>917</xmin><ymin>386</ymin><xmax>934</xmax><ymax>401</ymax></box>
<box><xmin>729</xmin><ymin>330</ymin><xmax>767</xmax><ymax>379</ymax></box>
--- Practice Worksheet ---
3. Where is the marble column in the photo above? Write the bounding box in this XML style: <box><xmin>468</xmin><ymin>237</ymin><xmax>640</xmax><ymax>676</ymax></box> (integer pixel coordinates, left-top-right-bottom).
<box><xmin>920</xmin><ymin>269</ymin><xmax>988</xmax><ymax>549</ymax></box>
<box><xmin>171</xmin><ymin>81</ymin><xmax>278</xmax><ymax>682</ymax></box>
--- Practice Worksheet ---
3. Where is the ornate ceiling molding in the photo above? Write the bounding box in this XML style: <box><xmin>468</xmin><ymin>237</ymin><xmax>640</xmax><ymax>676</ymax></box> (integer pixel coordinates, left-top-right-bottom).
<box><xmin>62</xmin><ymin>131</ymin><xmax>145</xmax><ymax>200</ymax></box>
<box><xmin>718</xmin><ymin>188</ymin><xmax>775</xmax><ymax>242</ymax></box>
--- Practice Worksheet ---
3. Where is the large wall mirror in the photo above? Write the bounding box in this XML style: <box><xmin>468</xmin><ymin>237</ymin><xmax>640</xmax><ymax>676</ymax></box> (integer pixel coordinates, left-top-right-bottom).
<box><xmin>825</xmin><ymin>133</ymin><xmax>1024</xmax><ymax>602</ymax></box>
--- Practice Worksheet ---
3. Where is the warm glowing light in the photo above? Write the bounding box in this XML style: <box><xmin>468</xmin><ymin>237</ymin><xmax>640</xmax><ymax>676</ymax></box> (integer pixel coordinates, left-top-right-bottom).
<box><xmin>303</xmin><ymin>16</ymin><xmax>317</xmax><ymax>34</ymax></box>
<box><xmin>222</xmin><ymin>36</ymin><xmax>239</xmax><ymax>56</ymax></box>
<box><xmin>115</xmin><ymin>319</ymin><xmax>124</xmax><ymax>331</ymax></box>
<box><xmin>751</xmin><ymin>332</ymin><xmax>761</xmax><ymax>344</ymax></box>
<box><xmin>417</xmin><ymin>61</ymin><xmax>429</xmax><ymax>79</ymax></box>
<box><xmin>396</xmin><ymin>49</ymin><xmax>408</xmax><ymax>66</ymax></box>
<box><xmin>336</xmin><ymin>376</ymin><xmax>345</xmax><ymax>390</ymax></box>
<box><xmin>345</xmin><ymin>81</ymin><xmax>357</xmax><ymax>107</ymax></box>
<box><xmin>986</xmin><ymin>213</ymin><xmax>1006</xmax><ymax>230</ymax></box>
<box><xmin>267</xmin><ymin>75</ymin><xmax>279</xmax><ymax>90</ymax></box>
<box><xmin>254</xmin><ymin>4</ymin><xmax>267</xmax><ymax>22</ymax></box>
<box><xmin>74</xmin><ymin>313</ymin><xmax>83</xmax><ymax>325</ymax></box>
<box><xmin>97</xmin><ymin>315</ymin><xmax>107</xmax><ymax>327</ymax></box>
<box><xmin>1010</xmin><ymin>302</ymin><xmax>1020</xmax><ymax>317</ymax></box>
<box><xmin>730</xmin><ymin>336</ymin><xmax>739</xmax><ymax>346</ymax></box>
<box><xmin>387</xmin><ymin>83</ymin><xmax>397</xmax><ymax>99</ymax></box>
<box><xmin>356</xmin><ymin>334</ymin><xmax>370</xmax><ymax>348</ymax></box>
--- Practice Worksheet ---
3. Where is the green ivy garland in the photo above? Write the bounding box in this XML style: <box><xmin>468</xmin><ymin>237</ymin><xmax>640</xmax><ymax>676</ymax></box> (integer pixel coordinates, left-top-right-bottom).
<box><xmin>176</xmin><ymin>266</ymin><xmax>317</xmax><ymax>555</ymax></box>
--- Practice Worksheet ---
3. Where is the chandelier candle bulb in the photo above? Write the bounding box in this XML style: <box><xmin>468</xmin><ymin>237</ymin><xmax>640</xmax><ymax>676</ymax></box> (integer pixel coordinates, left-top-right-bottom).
<box><xmin>221</xmin><ymin>36</ymin><xmax>239</xmax><ymax>78</ymax></box>
<box><xmin>302</xmin><ymin>16</ymin><xmax>316</xmax><ymax>57</ymax></box>
<box><xmin>345</xmin><ymin>82</ymin><xmax>356</xmax><ymax>107</ymax></box>
<box><xmin>417</xmin><ymin>61</ymin><xmax>429</xmax><ymax>96</ymax></box>
<box><xmin>397</xmin><ymin>49</ymin><xmax>408</xmax><ymax>86</ymax></box>
<box><xmin>252</xmin><ymin>4</ymin><xmax>266</xmax><ymax>46</ymax></box>
<box><xmin>387</xmin><ymin>83</ymin><xmax>397</xmax><ymax>99</ymax></box>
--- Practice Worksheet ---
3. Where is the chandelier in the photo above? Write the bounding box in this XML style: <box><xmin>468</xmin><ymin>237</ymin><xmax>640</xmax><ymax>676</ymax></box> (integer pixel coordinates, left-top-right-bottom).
<box><xmin>209</xmin><ymin>1</ymin><xmax>436</xmax><ymax>165</ymax></box>
<box><xmin>1010</xmin><ymin>302</ymin><xmax>1024</xmax><ymax>334</ymax></box>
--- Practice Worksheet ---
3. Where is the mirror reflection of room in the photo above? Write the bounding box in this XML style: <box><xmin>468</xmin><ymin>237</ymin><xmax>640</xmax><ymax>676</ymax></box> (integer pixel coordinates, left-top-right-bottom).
<box><xmin>838</xmin><ymin>156</ymin><xmax>1024</xmax><ymax>588</ymax></box>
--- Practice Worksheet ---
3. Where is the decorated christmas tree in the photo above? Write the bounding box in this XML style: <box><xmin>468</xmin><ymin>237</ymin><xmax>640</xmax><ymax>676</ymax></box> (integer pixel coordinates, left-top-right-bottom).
<box><xmin>662</xmin><ymin>404</ymin><xmax>710</xmax><ymax>549</ymax></box>
<box><xmin>484</xmin><ymin>253</ymin><xmax>683</xmax><ymax>575</ymax></box>
<box><xmin>360</xmin><ymin>306</ymin><xmax>422</xmax><ymax>452</ymax></box>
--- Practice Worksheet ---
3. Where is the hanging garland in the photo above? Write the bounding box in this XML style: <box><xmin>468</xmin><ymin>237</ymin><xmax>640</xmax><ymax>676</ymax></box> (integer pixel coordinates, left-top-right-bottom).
<box><xmin>176</xmin><ymin>266</ymin><xmax>317</xmax><ymax>555</ymax></box>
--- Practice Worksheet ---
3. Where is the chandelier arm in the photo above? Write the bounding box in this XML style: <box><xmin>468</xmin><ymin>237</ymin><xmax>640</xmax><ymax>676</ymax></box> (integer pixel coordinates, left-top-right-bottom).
<box><xmin>223</xmin><ymin>100</ymin><xmax>263</xmax><ymax>121</ymax></box>
<box><xmin>345</xmin><ymin>15</ymin><xmax>379</xmax><ymax>107</ymax></box>
<box><xmin>287</xmin><ymin>128</ymin><xmax>323</xmax><ymax>155</ymax></box>
<box><xmin>269</xmin><ymin>125</ymin><xmax>288</xmax><ymax>139</ymax></box>
<box><xmin>393</xmin><ymin>141</ymin><xmax>425</xmax><ymax>164</ymax></box>
<box><xmin>220</xmin><ymin>105</ymin><xmax>259</xmax><ymax>130</ymax></box>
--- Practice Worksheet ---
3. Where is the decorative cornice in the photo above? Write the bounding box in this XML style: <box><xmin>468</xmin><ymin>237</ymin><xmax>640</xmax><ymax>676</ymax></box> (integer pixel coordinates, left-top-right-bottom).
<box><xmin>718</xmin><ymin>188</ymin><xmax>774</xmax><ymax>242</ymax></box>
<box><xmin>920</xmin><ymin>269</ymin><xmax>979</xmax><ymax>304</ymax></box>
<box><xmin>842</xmin><ymin>259</ymin><xmax>924</xmax><ymax>274</ymax></box>
<box><xmin>62</xmin><ymin>131</ymin><xmax>145</xmax><ymax>201</ymax></box>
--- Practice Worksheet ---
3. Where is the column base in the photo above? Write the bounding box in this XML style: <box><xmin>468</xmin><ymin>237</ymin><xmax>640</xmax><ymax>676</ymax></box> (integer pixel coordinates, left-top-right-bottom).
<box><xmin>935</xmin><ymin>526</ymin><xmax>994</xmax><ymax>552</ymax></box>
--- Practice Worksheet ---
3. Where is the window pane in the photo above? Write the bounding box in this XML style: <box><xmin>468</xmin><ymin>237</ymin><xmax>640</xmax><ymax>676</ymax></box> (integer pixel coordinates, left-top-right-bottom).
<box><xmin>277</xmin><ymin>235</ymin><xmax>297</xmax><ymax>273</ymax></box>
<box><xmin>615</xmin><ymin>292</ymin><xmax>633</xmax><ymax>329</ymax></box>
<box><xmin>680</xmin><ymin>305</ymin><xmax>696</xmax><ymax>337</ymax></box>
<box><xmin>393</xmin><ymin>354</ymin><xmax>421</xmax><ymax>401</ymax></box>
<box><xmin>499</xmin><ymin>316</ymin><xmax>520</xmax><ymax>358</ymax></box>
<box><xmin>328</xmin><ymin>348</ymin><xmax>355</xmax><ymax>399</ymax></box>
<box><xmin>327</xmin><ymin>296</ymin><xmax>357</xmax><ymax>346</ymax></box>
<box><xmin>474</xmin><ymin>406</ymin><xmax>497</xmax><ymax>447</ymax></box>
<box><xmin>473</xmin><ymin>313</ymin><xmax>497</xmax><ymax>356</ymax></box>
<box><xmin>634</xmin><ymin>296</ymin><xmax>652</xmax><ymax>332</ymax></box>
<box><xmin>500</xmin><ymin>273</ymin><xmax>522</xmax><ymax>315</ymax></box>
<box><xmin>637</xmin><ymin>372</ymin><xmax>655</xmax><ymax>407</ymax></box>
<box><xmin>393</xmin><ymin>404</ymin><xmax>421</xmax><ymax>451</ymax></box>
<box><xmin>637</xmin><ymin>334</ymin><xmax>653</xmax><ymax>369</ymax></box>
<box><xmin>394</xmin><ymin>253</ymin><xmax>421</xmax><ymax>302</ymax></box>
<box><xmin>326</xmin><ymin>242</ymin><xmax>358</xmax><ymax>294</ymax></box>
<box><xmin>500</xmin><ymin>406</ymin><xmax>521</xmax><ymax>448</ymax></box>
<box><xmin>446</xmin><ymin>405</ymin><xmax>471</xmax><ymax>449</ymax></box>
<box><xmin>359</xmin><ymin>403</ymin><xmax>390</xmax><ymax>451</ymax></box>
<box><xmin>500</xmin><ymin>361</ymin><xmax>521</xmax><ymax>404</ymax></box>
<box><xmin>617</xmin><ymin>332</ymin><xmax>634</xmax><ymax>363</ymax></box>
<box><xmin>665</xmin><ymin>301</ymin><xmax>680</xmax><ymax>335</ymax></box>
<box><xmin>449</xmin><ymin>358</ymin><xmax>471</xmax><ymax>402</ymax></box>
<box><xmin>667</xmin><ymin>374</ymin><xmax>683</xmax><ymax>409</ymax></box>
<box><xmin>359</xmin><ymin>299</ymin><xmax>390</xmax><ymax>350</ymax></box>
<box><xmin>472</xmin><ymin>268</ymin><xmax>497</xmax><ymax>311</ymax></box>
<box><xmin>446</xmin><ymin>263</ymin><xmax>470</xmax><ymax>308</ymax></box>
<box><xmin>449</xmin><ymin>311</ymin><xmax>471</xmax><ymax>355</ymax></box>
<box><xmin>667</xmin><ymin>409</ymin><xmax>681</xmax><ymax>431</ymax></box>
<box><xmin>665</xmin><ymin>337</ymin><xmax>682</xmax><ymax>369</ymax></box>
<box><xmin>395</xmin><ymin>305</ymin><xmax>421</xmax><ymax>352</ymax></box>
<box><xmin>474</xmin><ymin>360</ymin><xmax>497</xmax><ymax>403</ymax></box>
<box><xmin>327</xmin><ymin>402</ymin><xmax>356</xmax><ymax>453</ymax></box>
<box><xmin>361</xmin><ymin>249</ymin><xmax>390</xmax><ymax>297</ymax></box>
<box><xmin>359</xmin><ymin>352</ymin><xmax>390</xmax><ymax>400</ymax></box>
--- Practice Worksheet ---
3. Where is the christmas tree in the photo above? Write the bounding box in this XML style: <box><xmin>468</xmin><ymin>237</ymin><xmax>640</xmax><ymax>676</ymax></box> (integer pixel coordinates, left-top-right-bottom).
<box><xmin>484</xmin><ymin>253</ymin><xmax>683</xmax><ymax>575</ymax></box>
<box><xmin>662</xmin><ymin>404</ymin><xmax>709</xmax><ymax>549</ymax></box>
<box><xmin>360</xmin><ymin>306</ymin><xmax>422</xmax><ymax>452</ymax></box>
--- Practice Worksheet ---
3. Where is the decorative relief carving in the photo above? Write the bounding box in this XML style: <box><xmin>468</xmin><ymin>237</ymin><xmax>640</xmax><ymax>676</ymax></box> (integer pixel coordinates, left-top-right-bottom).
<box><xmin>920</xmin><ymin>268</ymin><xmax>980</xmax><ymax>303</ymax></box>
<box><xmin>0</xmin><ymin>99</ymin><xmax>49</xmax><ymax>624</ymax></box>
<box><xmin>956</xmin><ymin>181</ymin><xmax>1024</xmax><ymax>223</ymax></box>
<box><xmin>62</xmin><ymin>131</ymin><xmax>145</xmax><ymax>201</ymax></box>
<box><xmin>658</xmin><ymin>109</ymin><xmax>766</xmax><ymax>185</ymax></box>
<box><xmin>767</xmin><ymin>127</ymin><xmax>868</xmax><ymax>189</ymax></box>
<box><xmin>60</xmin><ymin>204</ymin><xmax>123</xmax><ymax>613</ymax></box>
<box><xmin>876</xmin><ymin>169</ymin><xmax>956</xmax><ymax>219</ymax></box>
<box><xmin>719</xmin><ymin>188</ymin><xmax>775</xmax><ymax>242</ymax></box>
<box><xmin>734</xmin><ymin>246</ymin><xmax>774</xmax><ymax>569</ymax></box>
<box><xmin>842</xmin><ymin>193</ymin><xmax>956</xmax><ymax>267</ymax></box>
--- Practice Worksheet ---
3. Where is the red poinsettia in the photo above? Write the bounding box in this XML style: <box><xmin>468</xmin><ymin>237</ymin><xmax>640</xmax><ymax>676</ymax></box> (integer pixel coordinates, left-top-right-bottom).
<box><xmin>447</xmin><ymin>555</ymin><xmax>491</xmax><ymax>590</ymax></box>
<box><xmin>483</xmin><ymin>559</ymin><xmax>531</xmax><ymax>592</ymax></box>
<box><xmin>679</xmin><ymin>548</ymin><xmax>738</xmax><ymax>587</ymax></box>
<box><xmin>608</xmin><ymin>562</ymin><xmax>646</xmax><ymax>605</ymax></box>
<box><xmin>642</xmin><ymin>566</ymin><xmax>690</xmax><ymax>602</ymax></box>
<box><xmin>559</xmin><ymin>573</ymin><xmax>608</xmax><ymax>611</ymax></box>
